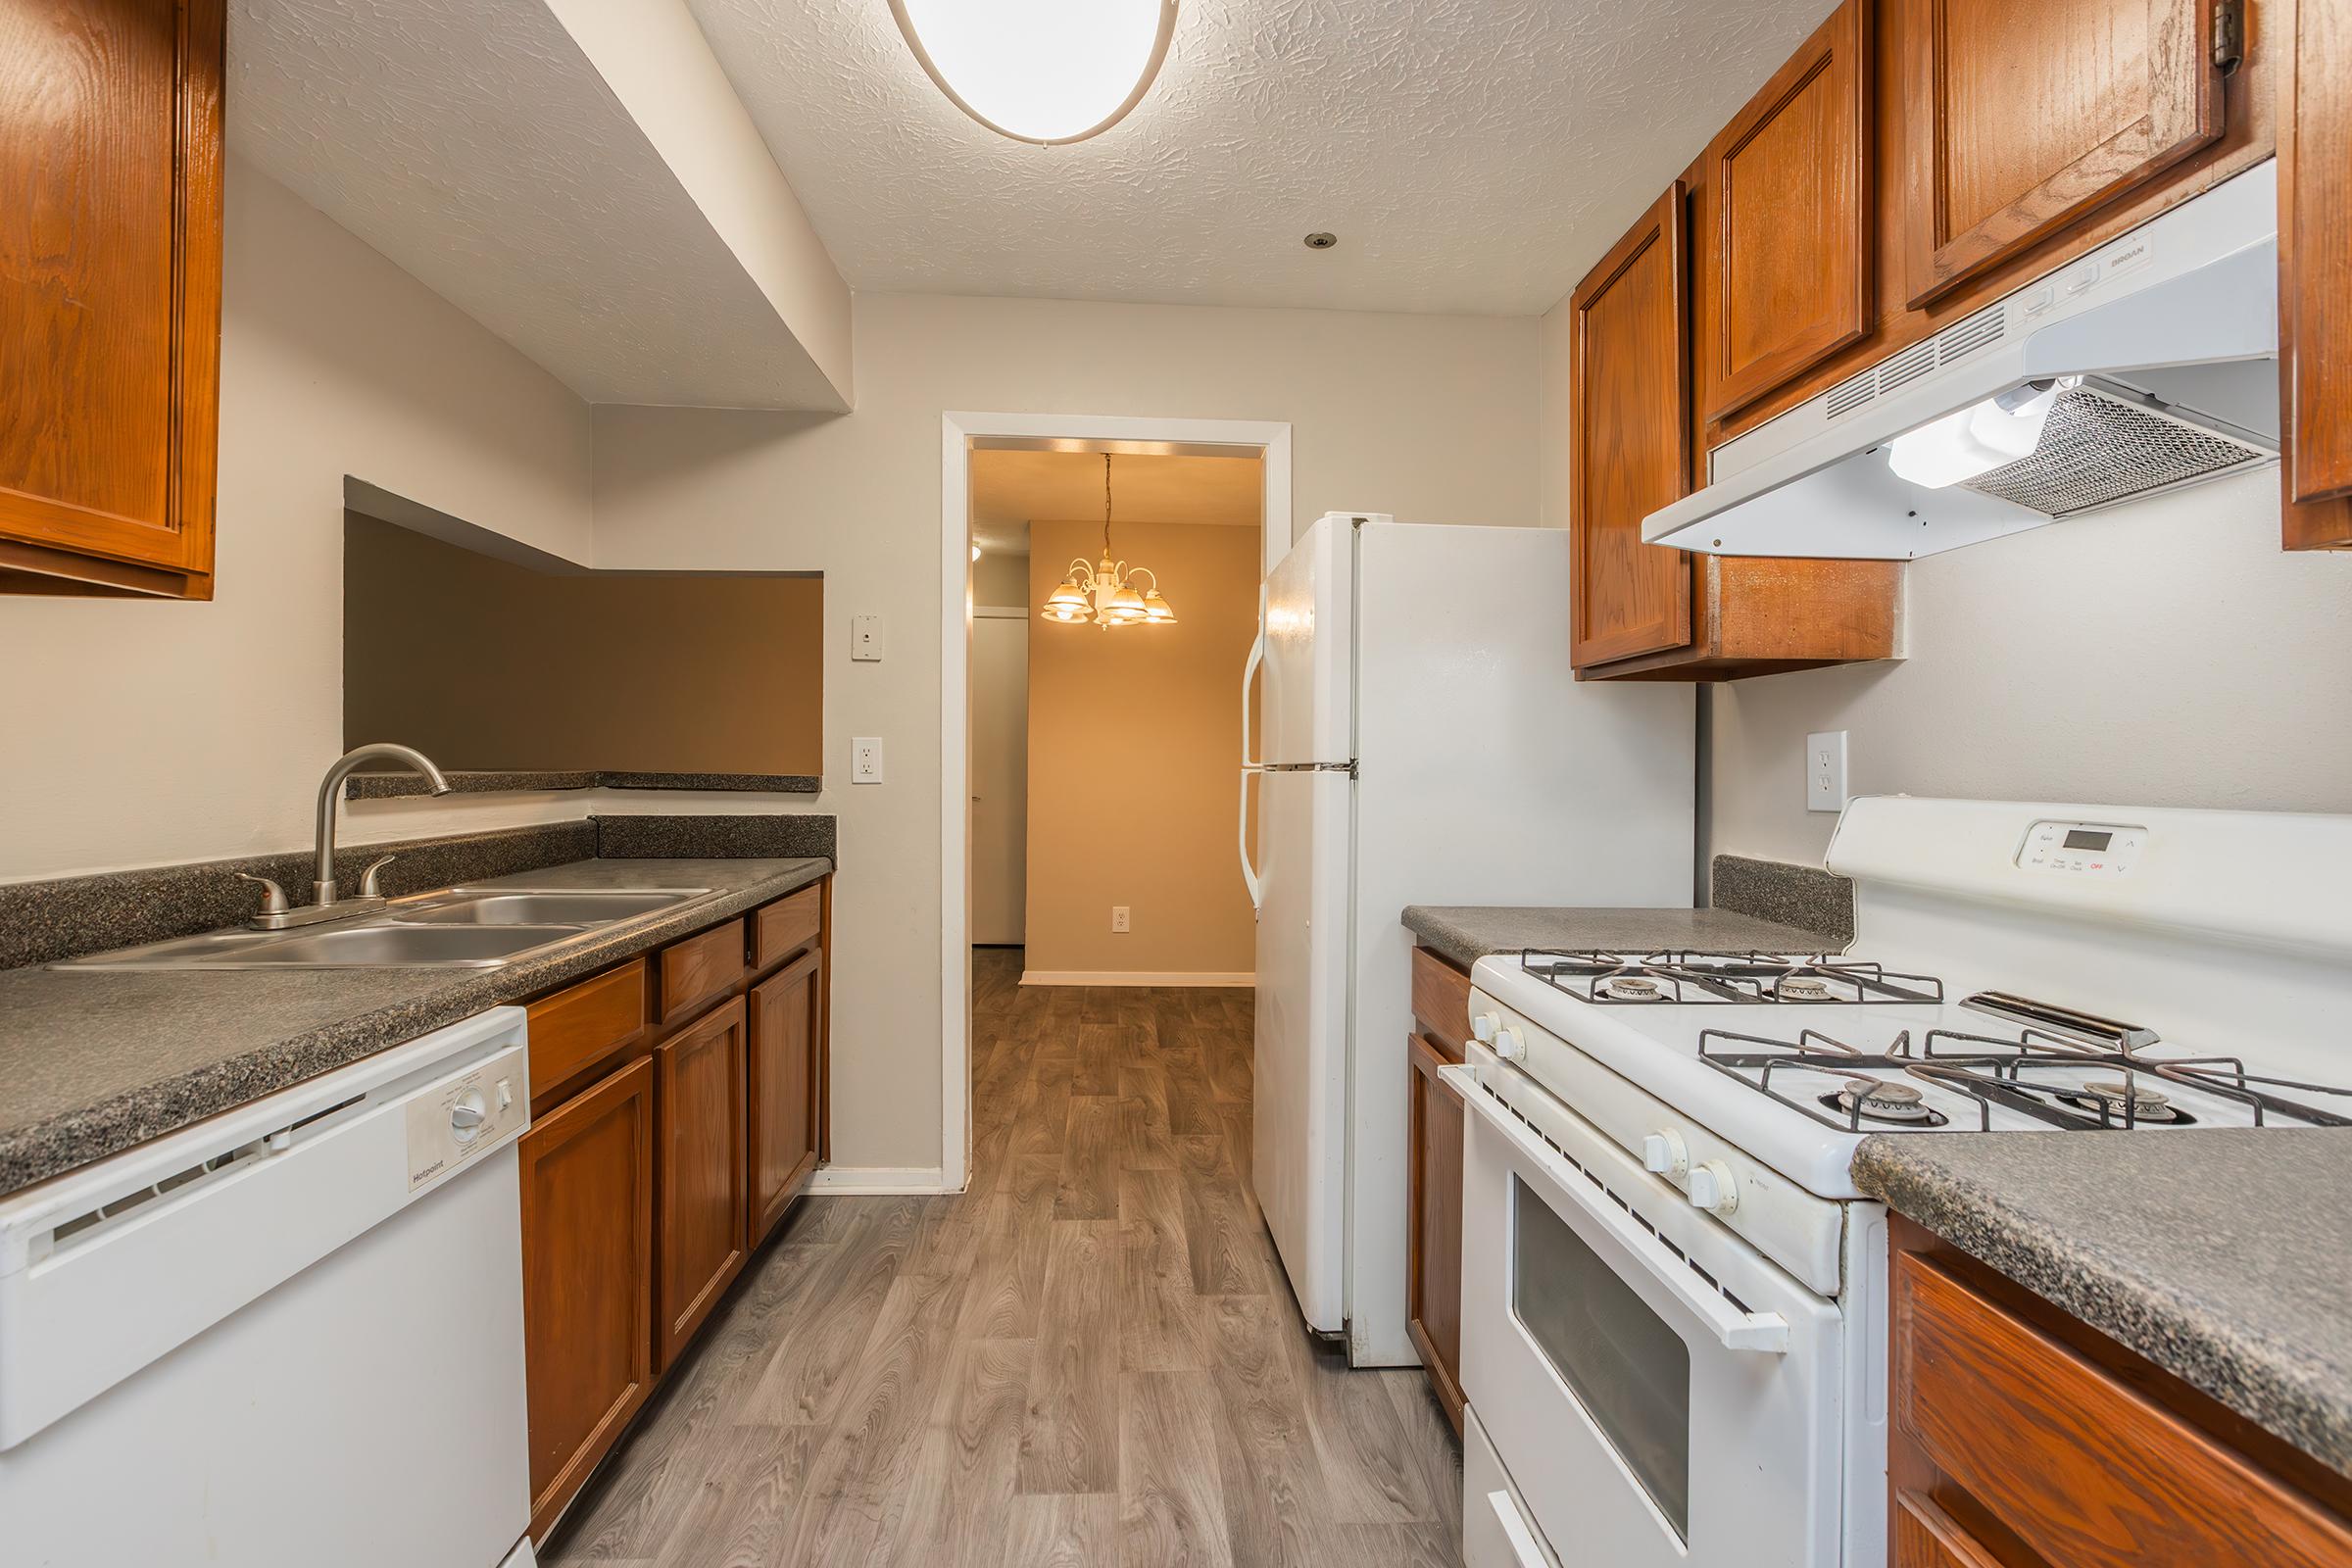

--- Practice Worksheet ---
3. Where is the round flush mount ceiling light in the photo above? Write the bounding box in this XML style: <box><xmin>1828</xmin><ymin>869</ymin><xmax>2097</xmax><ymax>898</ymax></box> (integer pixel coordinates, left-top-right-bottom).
<box><xmin>888</xmin><ymin>0</ymin><xmax>1180</xmax><ymax>146</ymax></box>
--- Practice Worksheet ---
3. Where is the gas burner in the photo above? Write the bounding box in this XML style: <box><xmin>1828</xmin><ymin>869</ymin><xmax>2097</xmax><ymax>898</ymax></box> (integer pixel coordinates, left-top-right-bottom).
<box><xmin>1820</xmin><ymin>1077</ymin><xmax>1945</xmax><ymax>1127</ymax></box>
<box><xmin>1519</xmin><ymin>950</ymin><xmax>1945</xmax><ymax>1006</ymax></box>
<box><xmin>2056</xmin><ymin>1080</ymin><xmax>2190</xmax><ymax>1125</ymax></box>
<box><xmin>1596</xmin><ymin>974</ymin><xmax>1664</xmax><ymax>1002</ymax></box>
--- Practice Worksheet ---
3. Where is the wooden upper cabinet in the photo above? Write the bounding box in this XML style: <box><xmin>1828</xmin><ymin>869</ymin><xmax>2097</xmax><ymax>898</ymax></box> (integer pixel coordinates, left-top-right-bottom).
<box><xmin>0</xmin><ymin>0</ymin><xmax>223</xmax><ymax>598</ymax></box>
<box><xmin>1570</xmin><ymin>183</ymin><xmax>1692</xmax><ymax>669</ymax></box>
<box><xmin>1706</xmin><ymin>0</ymin><xmax>1874</xmax><ymax>420</ymax></box>
<box><xmin>2279</xmin><ymin>0</ymin><xmax>2352</xmax><ymax>548</ymax></box>
<box><xmin>1898</xmin><ymin>0</ymin><xmax>2224</xmax><ymax>309</ymax></box>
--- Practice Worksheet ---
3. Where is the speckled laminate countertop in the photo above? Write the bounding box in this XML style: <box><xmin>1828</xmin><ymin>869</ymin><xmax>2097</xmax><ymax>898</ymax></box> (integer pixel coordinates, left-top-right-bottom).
<box><xmin>1854</xmin><ymin>1131</ymin><xmax>2352</xmax><ymax>1477</ymax></box>
<box><xmin>0</xmin><ymin>856</ymin><xmax>830</xmax><ymax>1198</ymax></box>
<box><xmin>1400</xmin><ymin>905</ymin><xmax>1841</xmax><ymax>972</ymax></box>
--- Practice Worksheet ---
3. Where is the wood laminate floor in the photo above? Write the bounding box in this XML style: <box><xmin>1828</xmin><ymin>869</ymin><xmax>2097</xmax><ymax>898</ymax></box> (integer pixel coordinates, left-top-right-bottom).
<box><xmin>543</xmin><ymin>947</ymin><xmax>1463</xmax><ymax>1567</ymax></box>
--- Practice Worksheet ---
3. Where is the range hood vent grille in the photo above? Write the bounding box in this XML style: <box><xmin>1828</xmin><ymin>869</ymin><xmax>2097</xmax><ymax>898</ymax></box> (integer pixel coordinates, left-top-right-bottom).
<box><xmin>1959</xmin><ymin>384</ymin><xmax>2272</xmax><ymax>516</ymax></box>
<box><xmin>1822</xmin><ymin>305</ymin><xmax>2007</xmax><ymax>426</ymax></box>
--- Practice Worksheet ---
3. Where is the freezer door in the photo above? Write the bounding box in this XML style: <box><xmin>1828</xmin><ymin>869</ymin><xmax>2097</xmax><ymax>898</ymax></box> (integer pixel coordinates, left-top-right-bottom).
<box><xmin>1259</xmin><ymin>513</ymin><xmax>1355</xmax><ymax>766</ymax></box>
<box><xmin>1251</xmin><ymin>765</ymin><xmax>1352</xmax><ymax>1334</ymax></box>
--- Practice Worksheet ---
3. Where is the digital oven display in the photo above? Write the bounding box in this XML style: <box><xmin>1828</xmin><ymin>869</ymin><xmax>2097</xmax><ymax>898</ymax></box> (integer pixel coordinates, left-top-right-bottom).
<box><xmin>2063</xmin><ymin>829</ymin><xmax>2114</xmax><ymax>852</ymax></box>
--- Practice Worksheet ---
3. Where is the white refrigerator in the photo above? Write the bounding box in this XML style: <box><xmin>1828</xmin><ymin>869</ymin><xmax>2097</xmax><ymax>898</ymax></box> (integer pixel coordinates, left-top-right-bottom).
<box><xmin>1242</xmin><ymin>514</ymin><xmax>1694</xmax><ymax>1366</ymax></box>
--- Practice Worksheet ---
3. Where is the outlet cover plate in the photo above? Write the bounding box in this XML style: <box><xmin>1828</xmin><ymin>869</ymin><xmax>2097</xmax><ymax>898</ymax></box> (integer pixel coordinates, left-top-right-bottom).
<box><xmin>1806</xmin><ymin>731</ymin><xmax>1848</xmax><ymax>813</ymax></box>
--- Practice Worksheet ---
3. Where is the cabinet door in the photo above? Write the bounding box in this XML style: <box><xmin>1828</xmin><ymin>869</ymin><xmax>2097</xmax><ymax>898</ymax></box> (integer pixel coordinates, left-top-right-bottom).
<box><xmin>1899</xmin><ymin>0</ymin><xmax>2223</xmax><ymax>308</ymax></box>
<box><xmin>654</xmin><ymin>996</ymin><xmax>748</xmax><ymax>1370</ymax></box>
<box><xmin>1893</xmin><ymin>1493</ymin><xmax>2007</xmax><ymax>1568</ymax></box>
<box><xmin>746</xmin><ymin>949</ymin><xmax>820</xmax><ymax>1248</ymax></box>
<box><xmin>1570</xmin><ymin>183</ymin><xmax>1692</xmax><ymax>669</ymax></box>
<box><xmin>1706</xmin><ymin>0</ymin><xmax>1873</xmax><ymax>419</ymax></box>
<box><xmin>2280</xmin><ymin>0</ymin><xmax>2352</xmax><ymax>544</ymax></box>
<box><xmin>518</xmin><ymin>1054</ymin><xmax>655</xmax><ymax>1542</ymax></box>
<box><xmin>1406</xmin><ymin>1033</ymin><xmax>1466</xmax><ymax>1434</ymax></box>
<box><xmin>0</xmin><ymin>0</ymin><xmax>222</xmax><ymax>595</ymax></box>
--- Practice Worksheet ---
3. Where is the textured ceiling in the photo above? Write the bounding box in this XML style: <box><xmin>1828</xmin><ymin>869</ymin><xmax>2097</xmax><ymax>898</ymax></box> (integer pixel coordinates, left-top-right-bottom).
<box><xmin>972</xmin><ymin>450</ymin><xmax>1262</xmax><ymax>556</ymax></box>
<box><xmin>688</xmin><ymin>0</ymin><xmax>1836</xmax><ymax>315</ymax></box>
<box><xmin>229</xmin><ymin>0</ymin><xmax>842</xmax><ymax>408</ymax></box>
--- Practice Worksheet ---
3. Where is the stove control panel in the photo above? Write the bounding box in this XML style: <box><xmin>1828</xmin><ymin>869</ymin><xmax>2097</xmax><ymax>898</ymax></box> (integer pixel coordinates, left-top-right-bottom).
<box><xmin>2018</xmin><ymin>819</ymin><xmax>2145</xmax><ymax>879</ymax></box>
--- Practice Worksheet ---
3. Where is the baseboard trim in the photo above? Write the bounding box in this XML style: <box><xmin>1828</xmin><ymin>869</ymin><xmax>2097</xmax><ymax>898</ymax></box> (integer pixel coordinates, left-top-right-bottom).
<box><xmin>808</xmin><ymin>1165</ymin><xmax>952</xmax><ymax>1194</ymax></box>
<box><xmin>1018</xmin><ymin>969</ymin><xmax>1256</xmax><ymax>988</ymax></box>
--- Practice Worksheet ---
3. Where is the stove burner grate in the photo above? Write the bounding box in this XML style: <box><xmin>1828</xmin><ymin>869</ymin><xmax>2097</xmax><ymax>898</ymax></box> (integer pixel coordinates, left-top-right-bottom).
<box><xmin>1520</xmin><ymin>949</ymin><xmax>1945</xmax><ymax>1007</ymax></box>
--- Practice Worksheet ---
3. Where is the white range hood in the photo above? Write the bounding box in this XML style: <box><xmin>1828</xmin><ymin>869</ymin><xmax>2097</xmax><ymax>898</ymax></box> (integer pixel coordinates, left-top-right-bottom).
<box><xmin>1643</xmin><ymin>161</ymin><xmax>2281</xmax><ymax>561</ymax></box>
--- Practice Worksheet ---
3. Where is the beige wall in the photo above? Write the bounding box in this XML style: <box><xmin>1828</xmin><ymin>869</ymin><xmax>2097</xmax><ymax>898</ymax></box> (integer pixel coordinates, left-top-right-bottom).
<box><xmin>1022</xmin><ymin>519</ymin><xmax>1260</xmax><ymax>979</ymax></box>
<box><xmin>592</xmin><ymin>293</ymin><xmax>1541</xmax><ymax>1169</ymax></box>
<box><xmin>0</xmin><ymin>158</ymin><xmax>597</xmax><ymax>881</ymax></box>
<box><xmin>972</xmin><ymin>549</ymin><xmax>1029</xmax><ymax>607</ymax></box>
<box><xmin>343</xmin><ymin>514</ymin><xmax>822</xmax><ymax>773</ymax></box>
<box><xmin>1535</xmin><ymin>296</ymin><xmax>2352</xmax><ymax>878</ymax></box>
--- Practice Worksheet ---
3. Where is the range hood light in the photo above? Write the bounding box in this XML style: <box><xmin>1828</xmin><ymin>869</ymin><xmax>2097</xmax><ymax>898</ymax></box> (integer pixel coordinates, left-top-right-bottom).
<box><xmin>1886</xmin><ymin>379</ymin><xmax>2072</xmax><ymax>489</ymax></box>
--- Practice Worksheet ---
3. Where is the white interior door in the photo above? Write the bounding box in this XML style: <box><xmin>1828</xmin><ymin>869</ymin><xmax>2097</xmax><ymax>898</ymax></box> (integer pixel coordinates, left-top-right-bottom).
<box><xmin>970</xmin><ymin>611</ymin><xmax>1029</xmax><ymax>946</ymax></box>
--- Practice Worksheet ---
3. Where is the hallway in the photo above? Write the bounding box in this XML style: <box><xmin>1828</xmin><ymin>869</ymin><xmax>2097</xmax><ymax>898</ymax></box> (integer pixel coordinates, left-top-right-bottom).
<box><xmin>543</xmin><ymin>948</ymin><xmax>1463</xmax><ymax>1566</ymax></box>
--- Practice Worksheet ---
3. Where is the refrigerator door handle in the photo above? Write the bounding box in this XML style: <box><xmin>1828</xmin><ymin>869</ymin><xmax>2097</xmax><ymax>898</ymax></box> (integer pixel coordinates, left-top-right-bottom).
<box><xmin>1241</xmin><ymin>584</ymin><xmax>1265</xmax><ymax>770</ymax></box>
<box><xmin>1238</xmin><ymin>767</ymin><xmax>1262</xmax><ymax>915</ymax></box>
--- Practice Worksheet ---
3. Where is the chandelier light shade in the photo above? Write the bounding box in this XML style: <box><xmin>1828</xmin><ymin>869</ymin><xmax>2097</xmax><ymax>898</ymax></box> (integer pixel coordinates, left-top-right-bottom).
<box><xmin>888</xmin><ymin>0</ymin><xmax>1180</xmax><ymax>146</ymax></box>
<box><xmin>1042</xmin><ymin>455</ymin><xmax>1177</xmax><ymax>629</ymax></box>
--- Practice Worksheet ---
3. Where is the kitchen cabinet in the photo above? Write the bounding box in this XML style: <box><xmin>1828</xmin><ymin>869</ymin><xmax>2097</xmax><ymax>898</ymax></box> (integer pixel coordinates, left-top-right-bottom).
<box><xmin>518</xmin><ymin>1054</ymin><xmax>656</xmax><ymax>1544</ymax></box>
<box><xmin>1889</xmin><ymin>1216</ymin><xmax>2352</xmax><ymax>1568</ymax></box>
<box><xmin>1895</xmin><ymin>0</ymin><xmax>2224</xmax><ymax>309</ymax></box>
<box><xmin>0</xmin><ymin>0</ymin><xmax>223</xmax><ymax>599</ymax></box>
<box><xmin>1571</xmin><ymin>182</ymin><xmax>1902</xmax><ymax>681</ymax></box>
<box><xmin>652</xmin><ymin>995</ymin><xmax>749</xmax><ymax>1372</ymax></box>
<box><xmin>2279</xmin><ymin>0</ymin><xmax>2352</xmax><ymax>548</ymax></box>
<box><xmin>1406</xmin><ymin>946</ymin><xmax>1472</xmax><ymax>1434</ymax></box>
<box><xmin>515</xmin><ymin>875</ymin><xmax>831</xmax><ymax>1535</ymax></box>
<box><xmin>747</xmin><ymin>946</ymin><xmax>822</xmax><ymax>1249</ymax></box>
<box><xmin>1705</xmin><ymin>0</ymin><xmax>1874</xmax><ymax>419</ymax></box>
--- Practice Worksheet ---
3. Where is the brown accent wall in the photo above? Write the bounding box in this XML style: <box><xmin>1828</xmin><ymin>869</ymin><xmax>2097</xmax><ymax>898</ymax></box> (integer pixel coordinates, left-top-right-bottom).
<box><xmin>1023</xmin><ymin>518</ymin><xmax>1259</xmax><ymax>978</ymax></box>
<box><xmin>343</xmin><ymin>514</ymin><xmax>821</xmax><ymax>774</ymax></box>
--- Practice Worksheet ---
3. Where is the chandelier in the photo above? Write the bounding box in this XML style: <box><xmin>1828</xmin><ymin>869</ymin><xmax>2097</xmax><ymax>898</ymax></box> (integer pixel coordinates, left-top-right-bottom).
<box><xmin>1041</xmin><ymin>455</ymin><xmax>1177</xmax><ymax>628</ymax></box>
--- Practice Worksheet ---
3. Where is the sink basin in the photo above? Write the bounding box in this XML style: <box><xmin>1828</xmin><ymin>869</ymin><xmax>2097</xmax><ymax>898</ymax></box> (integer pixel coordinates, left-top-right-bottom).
<box><xmin>216</xmin><ymin>924</ymin><xmax>583</xmax><ymax>967</ymax></box>
<box><xmin>395</xmin><ymin>890</ymin><xmax>703</xmax><ymax>925</ymax></box>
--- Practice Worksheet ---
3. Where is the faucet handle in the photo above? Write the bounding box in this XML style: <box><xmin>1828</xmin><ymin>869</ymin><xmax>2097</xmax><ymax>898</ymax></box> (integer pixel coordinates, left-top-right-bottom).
<box><xmin>234</xmin><ymin>872</ymin><xmax>290</xmax><ymax>915</ymax></box>
<box><xmin>357</xmin><ymin>856</ymin><xmax>398</xmax><ymax>898</ymax></box>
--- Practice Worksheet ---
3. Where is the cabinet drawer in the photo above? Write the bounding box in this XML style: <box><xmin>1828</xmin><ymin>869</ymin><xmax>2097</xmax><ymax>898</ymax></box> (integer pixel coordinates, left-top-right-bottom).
<box><xmin>659</xmin><ymin>919</ymin><xmax>747</xmax><ymax>1023</ymax></box>
<box><xmin>752</xmin><ymin>884</ymin><xmax>823</xmax><ymax>971</ymax></box>
<box><xmin>1410</xmin><ymin>947</ymin><xmax>1474</xmax><ymax>1063</ymax></box>
<box><xmin>526</xmin><ymin>959</ymin><xmax>647</xmax><ymax>1099</ymax></box>
<box><xmin>1894</xmin><ymin>1253</ymin><xmax>2352</xmax><ymax>1568</ymax></box>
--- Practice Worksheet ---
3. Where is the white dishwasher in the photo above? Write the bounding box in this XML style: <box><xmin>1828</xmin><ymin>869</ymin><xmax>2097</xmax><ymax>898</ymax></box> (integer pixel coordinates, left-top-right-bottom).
<box><xmin>0</xmin><ymin>1006</ymin><xmax>536</xmax><ymax>1568</ymax></box>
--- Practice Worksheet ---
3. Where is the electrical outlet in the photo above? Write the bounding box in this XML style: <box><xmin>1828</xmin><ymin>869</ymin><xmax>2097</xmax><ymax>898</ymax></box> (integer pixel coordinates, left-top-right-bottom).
<box><xmin>851</xmin><ymin>614</ymin><xmax>883</xmax><ymax>662</ymax></box>
<box><xmin>1806</xmin><ymin>731</ymin><xmax>1848</xmax><ymax>813</ymax></box>
<box><xmin>853</xmin><ymin>737</ymin><xmax>884</xmax><ymax>784</ymax></box>
<box><xmin>1111</xmin><ymin>906</ymin><xmax>1131</xmax><ymax>933</ymax></box>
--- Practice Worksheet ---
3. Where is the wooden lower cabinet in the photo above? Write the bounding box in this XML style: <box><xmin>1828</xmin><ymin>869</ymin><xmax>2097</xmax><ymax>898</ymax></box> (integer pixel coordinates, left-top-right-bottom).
<box><xmin>653</xmin><ymin>996</ymin><xmax>749</xmax><ymax>1372</ymax></box>
<box><xmin>1890</xmin><ymin>1219</ymin><xmax>2352</xmax><ymax>1568</ymax></box>
<box><xmin>1406</xmin><ymin>1031</ymin><xmax>1466</xmax><ymax>1434</ymax></box>
<box><xmin>518</xmin><ymin>1054</ymin><xmax>656</xmax><ymax>1543</ymax></box>
<box><xmin>746</xmin><ymin>948</ymin><xmax>821</xmax><ymax>1248</ymax></box>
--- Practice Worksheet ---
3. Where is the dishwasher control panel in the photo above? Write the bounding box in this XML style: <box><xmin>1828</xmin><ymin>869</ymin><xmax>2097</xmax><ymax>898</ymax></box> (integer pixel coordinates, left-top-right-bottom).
<box><xmin>405</xmin><ymin>1046</ymin><xmax>526</xmax><ymax>1190</ymax></box>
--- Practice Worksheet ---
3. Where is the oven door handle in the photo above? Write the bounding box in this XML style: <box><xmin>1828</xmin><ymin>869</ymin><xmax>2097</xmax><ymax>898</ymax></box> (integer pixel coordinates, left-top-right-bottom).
<box><xmin>1484</xmin><ymin>1490</ymin><xmax>1554</xmax><ymax>1567</ymax></box>
<box><xmin>1445</xmin><ymin>1065</ymin><xmax>1791</xmax><ymax>1355</ymax></box>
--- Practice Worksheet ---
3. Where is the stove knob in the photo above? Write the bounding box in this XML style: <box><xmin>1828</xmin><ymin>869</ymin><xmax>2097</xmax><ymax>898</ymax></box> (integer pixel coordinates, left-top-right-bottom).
<box><xmin>1641</xmin><ymin>1130</ymin><xmax>1689</xmax><ymax>1179</ymax></box>
<box><xmin>1493</xmin><ymin>1026</ymin><xmax>1526</xmax><ymax>1062</ymax></box>
<box><xmin>1470</xmin><ymin>1012</ymin><xmax>1500</xmax><ymax>1045</ymax></box>
<box><xmin>1687</xmin><ymin>1160</ymin><xmax>1739</xmax><ymax>1215</ymax></box>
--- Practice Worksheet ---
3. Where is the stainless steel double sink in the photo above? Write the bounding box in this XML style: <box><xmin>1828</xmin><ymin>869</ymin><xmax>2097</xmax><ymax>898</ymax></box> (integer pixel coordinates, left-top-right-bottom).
<box><xmin>60</xmin><ymin>887</ymin><xmax>710</xmax><ymax>971</ymax></box>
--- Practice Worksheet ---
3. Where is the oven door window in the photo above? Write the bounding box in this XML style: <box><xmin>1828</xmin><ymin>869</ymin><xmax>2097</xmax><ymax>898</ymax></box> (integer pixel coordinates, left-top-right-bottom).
<box><xmin>1512</xmin><ymin>1174</ymin><xmax>1690</xmax><ymax>1541</ymax></box>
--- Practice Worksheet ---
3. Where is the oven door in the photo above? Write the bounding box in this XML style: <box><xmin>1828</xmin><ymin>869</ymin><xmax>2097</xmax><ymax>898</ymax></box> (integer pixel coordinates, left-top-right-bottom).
<box><xmin>1453</xmin><ymin>1059</ymin><xmax>1844</xmax><ymax>1568</ymax></box>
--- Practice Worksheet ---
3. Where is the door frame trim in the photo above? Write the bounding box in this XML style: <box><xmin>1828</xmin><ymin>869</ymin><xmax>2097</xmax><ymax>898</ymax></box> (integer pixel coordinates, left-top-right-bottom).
<box><xmin>938</xmin><ymin>411</ymin><xmax>1293</xmax><ymax>1193</ymax></box>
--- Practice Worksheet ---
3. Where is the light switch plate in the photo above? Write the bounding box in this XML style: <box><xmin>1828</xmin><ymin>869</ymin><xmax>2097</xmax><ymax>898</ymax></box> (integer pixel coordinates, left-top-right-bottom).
<box><xmin>853</xmin><ymin>737</ymin><xmax>884</xmax><ymax>784</ymax></box>
<box><xmin>1806</xmin><ymin>731</ymin><xmax>1848</xmax><ymax>813</ymax></box>
<box><xmin>852</xmin><ymin>614</ymin><xmax>883</xmax><ymax>662</ymax></box>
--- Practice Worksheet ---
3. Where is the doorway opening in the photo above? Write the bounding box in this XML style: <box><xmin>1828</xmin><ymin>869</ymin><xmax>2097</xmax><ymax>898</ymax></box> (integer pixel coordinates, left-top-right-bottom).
<box><xmin>940</xmin><ymin>415</ymin><xmax>1291</xmax><ymax>1190</ymax></box>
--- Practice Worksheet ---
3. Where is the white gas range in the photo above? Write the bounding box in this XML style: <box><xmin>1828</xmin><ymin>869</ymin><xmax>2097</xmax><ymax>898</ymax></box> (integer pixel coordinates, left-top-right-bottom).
<box><xmin>1448</xmin><ymin>797</ymin><xmax>2352</xmax><ymax>1568</ymax></box>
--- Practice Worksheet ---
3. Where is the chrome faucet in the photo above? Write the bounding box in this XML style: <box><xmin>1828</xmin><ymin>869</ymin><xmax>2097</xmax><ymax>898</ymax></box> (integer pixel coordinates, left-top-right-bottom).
<box><xmin>244</xmin><ymin>744</ymin><xmax>453</xmax><ymax>929</ymax></box>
